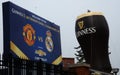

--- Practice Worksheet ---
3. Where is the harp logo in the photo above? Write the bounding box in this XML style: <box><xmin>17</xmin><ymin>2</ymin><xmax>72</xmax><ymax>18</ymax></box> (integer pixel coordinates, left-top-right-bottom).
<box><xmin>78</xmin><ymin>21</ymin><xmax>84</xmax><ymax>29</ymax></box>
<box><xmin>23</xmin><ymin>24</ymin><xmax>36</xmax><ymax>46</ymax></box>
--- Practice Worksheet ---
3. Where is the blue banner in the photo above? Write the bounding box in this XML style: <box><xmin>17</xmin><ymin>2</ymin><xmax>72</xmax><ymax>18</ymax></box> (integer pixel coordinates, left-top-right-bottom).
<box><xmin>3</xmin><ymin>2</ymin><xmax>62</xmax><ymax>65</ymax></box>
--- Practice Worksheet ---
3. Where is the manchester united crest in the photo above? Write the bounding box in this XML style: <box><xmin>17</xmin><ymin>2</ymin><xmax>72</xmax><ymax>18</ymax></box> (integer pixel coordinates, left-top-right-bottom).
<box><xmin>23</xmin><ymin>24</ymin><xmax>36</xmax><ymax>46</ymax></box>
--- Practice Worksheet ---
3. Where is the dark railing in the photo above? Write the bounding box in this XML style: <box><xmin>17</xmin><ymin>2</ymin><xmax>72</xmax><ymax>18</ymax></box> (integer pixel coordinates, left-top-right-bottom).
<box><xmin>0</xmin><ymin>56</ymin><xmax>62</xmax><ymax>75</ymax></box>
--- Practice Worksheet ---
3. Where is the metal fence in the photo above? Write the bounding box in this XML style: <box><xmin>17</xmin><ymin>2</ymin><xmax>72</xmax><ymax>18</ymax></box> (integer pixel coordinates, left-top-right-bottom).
<box><xmin>0</xmin><ymin>56</ymin><xmax>62</xmax><ymax>75</ymax></box>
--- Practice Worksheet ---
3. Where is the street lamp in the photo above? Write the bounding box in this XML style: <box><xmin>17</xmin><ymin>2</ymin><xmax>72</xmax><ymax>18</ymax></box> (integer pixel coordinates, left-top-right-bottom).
<box><xmin>112</xmin><ymin>68</ymin><xmax>119</xmax><ymax>75</ymax></box>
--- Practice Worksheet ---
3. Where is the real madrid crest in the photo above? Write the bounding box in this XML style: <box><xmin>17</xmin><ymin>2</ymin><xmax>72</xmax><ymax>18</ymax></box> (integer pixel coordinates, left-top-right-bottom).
<box><xmin>45</xmin><ymin>30</ymin><xmax>54</xmax><ymax>52</ymax></box>
<box><xmin>23</xmin><ymin>24</ymin><xmax>36</xmax><ymax>46</ymax></box>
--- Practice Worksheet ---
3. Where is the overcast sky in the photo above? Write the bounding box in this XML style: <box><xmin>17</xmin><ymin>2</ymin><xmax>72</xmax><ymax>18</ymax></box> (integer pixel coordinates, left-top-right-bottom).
<box><xmin>0</xmin><ymin>0</ymin><xmax>120</xmax><ymax>74</ymax></box>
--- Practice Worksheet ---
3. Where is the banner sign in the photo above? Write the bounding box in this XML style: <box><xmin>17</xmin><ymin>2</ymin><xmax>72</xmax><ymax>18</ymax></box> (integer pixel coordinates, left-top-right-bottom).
<box><xmin>3</xmin><ymin>1</ymin><xmax>62</xmax><ymax>65</ymax></box>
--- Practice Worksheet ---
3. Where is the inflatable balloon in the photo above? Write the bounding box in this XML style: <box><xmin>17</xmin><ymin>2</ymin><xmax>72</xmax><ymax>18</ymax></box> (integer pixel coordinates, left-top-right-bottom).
<box><xmin>75</xmin><ymin>12</ymin><xmax>112</xmax><ymax>73</ymax></box>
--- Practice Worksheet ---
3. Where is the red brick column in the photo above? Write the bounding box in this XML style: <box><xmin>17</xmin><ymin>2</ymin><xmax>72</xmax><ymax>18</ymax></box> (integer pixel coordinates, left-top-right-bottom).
<box><xmin>68</xmin><ymin>63</ymin><xmax>90</xmax><ymax>75</ymax></box>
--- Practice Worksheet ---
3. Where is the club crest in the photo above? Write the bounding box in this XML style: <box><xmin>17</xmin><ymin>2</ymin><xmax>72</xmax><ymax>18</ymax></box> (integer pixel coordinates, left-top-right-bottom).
<box><xmin>23</xmin><ymin>24</ymin><xmax>36</xmax><ymax>46</ymax></box>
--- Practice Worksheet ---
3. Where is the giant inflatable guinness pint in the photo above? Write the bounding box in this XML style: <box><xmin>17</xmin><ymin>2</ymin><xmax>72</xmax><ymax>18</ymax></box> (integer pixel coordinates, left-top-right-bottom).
<box><xmin>75</xmin><ymin>12</ymin><xmax>112</xmax><ymax>73</ymax></box>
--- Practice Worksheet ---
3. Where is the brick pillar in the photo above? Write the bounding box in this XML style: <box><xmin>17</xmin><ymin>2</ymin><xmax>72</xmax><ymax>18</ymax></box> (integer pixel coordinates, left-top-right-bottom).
<box><xmin>68</xmin><ymin>63</ymin><xmax>90</xmax><ymax>75</ymax></box>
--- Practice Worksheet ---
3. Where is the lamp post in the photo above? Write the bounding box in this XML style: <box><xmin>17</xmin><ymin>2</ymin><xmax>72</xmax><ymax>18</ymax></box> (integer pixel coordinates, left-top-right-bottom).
<box><xmin>112</xmin><ymin>68</ymin><xmax>119</xmax><ymax>75</ymax></box>
<box><xmin>0</xmin><ymin>53</ymin><xmax>1</xmax><ymax>60</ymax></box>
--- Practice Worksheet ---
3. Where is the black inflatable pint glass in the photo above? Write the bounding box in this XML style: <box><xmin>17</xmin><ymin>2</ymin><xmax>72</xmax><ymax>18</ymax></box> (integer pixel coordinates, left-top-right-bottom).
<box><xmin>75</xmin><ymin>12</ymin><xmax>112</xmax><ymax>73</ymax></box>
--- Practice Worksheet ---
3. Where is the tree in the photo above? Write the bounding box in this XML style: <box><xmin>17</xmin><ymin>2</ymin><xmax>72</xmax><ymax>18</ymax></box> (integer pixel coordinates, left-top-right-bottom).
<box><xmin>74</xmin><ymin>46</ymin><xmax>85</xmax><ymax>64</ymax></box>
